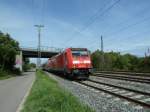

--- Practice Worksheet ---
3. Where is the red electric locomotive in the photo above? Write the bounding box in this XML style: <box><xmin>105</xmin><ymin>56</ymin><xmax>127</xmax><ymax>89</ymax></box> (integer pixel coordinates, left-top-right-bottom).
<box><xmin>44</xmin><ymin>48</ymin><xmax>92</xmax><ymax>80</ymax></box>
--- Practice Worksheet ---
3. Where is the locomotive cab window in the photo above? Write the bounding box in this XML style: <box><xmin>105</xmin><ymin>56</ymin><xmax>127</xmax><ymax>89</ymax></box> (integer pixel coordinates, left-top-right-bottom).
<box><xmin>72</xmin><ymin>50</ymin><xmax>89</xmax><ymax>56</ymax></box>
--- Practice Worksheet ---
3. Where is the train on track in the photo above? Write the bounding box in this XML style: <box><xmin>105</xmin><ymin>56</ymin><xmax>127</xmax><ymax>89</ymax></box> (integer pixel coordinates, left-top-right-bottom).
<box><xmin>43</xmin><ymin>48</ymin><xmax>92</xmax><ymax>80</ymax></box>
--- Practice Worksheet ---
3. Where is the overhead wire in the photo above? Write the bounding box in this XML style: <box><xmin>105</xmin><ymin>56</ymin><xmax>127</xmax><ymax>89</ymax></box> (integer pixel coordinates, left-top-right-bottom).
<box><xmin>84</xmin><ymin>11</ymin><xmax>150</xmax><ymax>50</ymax></box>
<box><xmin>89</xmin><ymin>16</ymin><xmax>150</xmax><ymax>45</ymax></box>
<box><xmin>88</xmin><ymin>20</ymin><xmax>150</xmax><ymax>51</ymax></box>
<box><xmin>68</xmin><ymin>0</ymin><xmax>121</xmax><ymax>47</ymax></box>
<box><xmin>89</xmin><ymin>28</ymin><xmax>150</xmax><ymax>50</ymax></box>
<box><xmin>76</xmin><ymin>3</ymin><xmax>150</xmax><ymax>48</ymax></box>
<box><xmin>99</xmin><ymin>5</ymin><xmax>150</xmax><ymax>35</ymax></box>
<box><xmin>41</xmin><ymin>0</ymin><xmax>46</xmax><ymax>25</ymax></box>
<box><xmin>72</xmin><ymin>1</ymin><xmax>150</xmax><ymax>52</ymax></box>
<box><xmin>105</xmin><ymin>16</ymin><xmax>150</xmax><ymax>40</ymax></box>
<box><xmin>31</xmin><ymin>0</ymin><xmax>35</xmax><ymax>25</ymax></box>
<box><xmin>60</xmin><ymin>0</ymin><xmax>121</xmax><ymax>47</ymax></box>
<box><xmin>57</xmin><ymin>0</ymin><xmax>109</xmax><ymax>47</ymax></box>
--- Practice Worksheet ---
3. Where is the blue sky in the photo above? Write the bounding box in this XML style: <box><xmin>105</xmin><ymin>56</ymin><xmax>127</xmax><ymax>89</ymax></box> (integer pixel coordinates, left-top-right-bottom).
<box><xmin>0</xmin><ymin>0</ymin><xmax>150</xmax><ymax>57</ymax></box>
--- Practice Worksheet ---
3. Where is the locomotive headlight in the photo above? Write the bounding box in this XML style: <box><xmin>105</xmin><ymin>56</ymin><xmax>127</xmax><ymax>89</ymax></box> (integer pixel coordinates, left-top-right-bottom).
<box><xmin>73</xmin><ymin>60</ymin><xmax>80</xmax><ymax>64</ymax></box>
<box><xmin>83</xmin><ymin>60</ymin><xmax>91</xmax><ymax>64</ymax></box>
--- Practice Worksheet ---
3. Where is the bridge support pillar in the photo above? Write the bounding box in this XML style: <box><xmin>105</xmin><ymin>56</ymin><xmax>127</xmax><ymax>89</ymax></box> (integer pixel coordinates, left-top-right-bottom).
<box><xmin>15</xmin><ymin>51</ymin><xmax>23</xmax><ymax>71</ymax></box>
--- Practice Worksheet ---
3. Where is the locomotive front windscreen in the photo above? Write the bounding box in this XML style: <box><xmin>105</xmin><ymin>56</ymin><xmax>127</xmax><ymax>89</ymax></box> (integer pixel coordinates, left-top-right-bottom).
<box><xmin>72</xmin><ymin>50</ymin><xmax>89</xmax><ymax>56</ymax></box>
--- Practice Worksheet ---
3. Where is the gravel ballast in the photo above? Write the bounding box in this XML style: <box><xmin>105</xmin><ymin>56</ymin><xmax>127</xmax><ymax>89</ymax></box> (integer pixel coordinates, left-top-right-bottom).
<box><xmin>46</xmin><ymin>72</ymin><xmax>150</xmax><ymax>112</ymax></box>
<box><xmin>91</xmin><ymin>76</ymin><xmax>150</xmax><ymax>93</ymax></box>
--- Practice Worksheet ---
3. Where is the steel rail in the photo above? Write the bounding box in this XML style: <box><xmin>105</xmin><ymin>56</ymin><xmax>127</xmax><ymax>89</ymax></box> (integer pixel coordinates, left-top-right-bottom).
<box><xmin>92</xmin><ymin>74</ymin><xmax>150</xmax><ymax>84</ymax></box>
<box><xmin>88</xmin><ymin>79</ymin><xmax>150</xmax><ymax>96</ymax></box>
<box><xmin>95</xmin><ymin>71</ymin><xmax>150</xmax><ymax>77</ymax></box>
<box><xmin>94</xmin><ymin>73</ymin><xmax>150</xmax><ymax>80</ymax></box>
<box><xmin>76</xmin><ymin>81</ymin><xmax>150</xmax><ymax>108</ymax></box>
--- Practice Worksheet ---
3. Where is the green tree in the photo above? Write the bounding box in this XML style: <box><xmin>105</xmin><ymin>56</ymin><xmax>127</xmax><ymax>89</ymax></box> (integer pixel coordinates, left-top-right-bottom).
<box><xmin>91</xmin><ymin>50</ymin><xmax>103</xmax><ymax>70</ymax></box>
<box><xmin>0</xmin><ymin>31</ymin><xmax>19</xmax><ymax>71</ymax></box>
<box><xmin>30</xmin><ymin>63</ymin><xmax>36</xmax><ymax>68</ymax></box>
<box><xmin>91</xmin><ymin>49</ymin><xmax>150</xmax><ymax>72</ymax></box>
<box><xmin>23</xmin><ymin>58</ymin><xmax>30</xmax><ymax>71</ymax></box>
<box><xmin>137</xmin><ymin>57</ymin><xmax>150</xmax><ymax>72</ymax></box>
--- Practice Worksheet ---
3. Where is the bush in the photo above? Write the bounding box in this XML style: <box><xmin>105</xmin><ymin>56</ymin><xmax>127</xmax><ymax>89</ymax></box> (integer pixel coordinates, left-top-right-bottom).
<box><xmin>91</xmin><ymin>50</ymin><xmax>150</xmax><ymax>72</ymax></box>
<box><xmin>0</xmin><ymin>31</ymin><xmax>19</xmax><ymax>71</ymax></box>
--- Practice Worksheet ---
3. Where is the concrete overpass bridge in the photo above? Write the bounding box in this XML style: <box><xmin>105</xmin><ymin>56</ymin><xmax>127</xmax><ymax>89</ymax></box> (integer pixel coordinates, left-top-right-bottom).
<box><xmin>21</xmin><ymin>47</ymin><xmax>62</xmax><ymax>58</ymax></box>
<box><xmin>15</xmin><ymin>46</ymin><xmax>62</xmax><ymax>71</ymax></box>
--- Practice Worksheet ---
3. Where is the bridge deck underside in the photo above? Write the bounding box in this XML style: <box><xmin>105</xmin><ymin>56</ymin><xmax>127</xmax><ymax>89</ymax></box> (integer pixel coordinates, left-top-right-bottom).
<box><xmin>22</xmin><ymin>51</ymin><xmax>59</xmax><ymax>58</ymax></box>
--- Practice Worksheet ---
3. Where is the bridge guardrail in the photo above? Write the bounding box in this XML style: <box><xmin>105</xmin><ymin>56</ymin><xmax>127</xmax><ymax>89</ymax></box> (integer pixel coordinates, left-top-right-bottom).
<box><xmin>20</xmin><ymin>46</ymin><xmax>63</xmax><ymax>53</ymax></box>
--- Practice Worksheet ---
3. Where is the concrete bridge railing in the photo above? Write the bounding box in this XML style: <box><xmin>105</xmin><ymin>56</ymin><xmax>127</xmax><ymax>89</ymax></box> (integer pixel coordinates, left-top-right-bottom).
<box><xmin>20</xmin><ymin>46</ymin><xmax>64</xmax><ymax>52</ymax></box>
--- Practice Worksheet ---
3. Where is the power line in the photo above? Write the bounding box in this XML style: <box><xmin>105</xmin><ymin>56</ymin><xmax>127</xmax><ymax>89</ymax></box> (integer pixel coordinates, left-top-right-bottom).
<box><xmin>61</xmin><ymin>0</ymin><xmax>121</xmax><ymax>47</ymax></box>
<box><xmin>80</xmin><ymin>0</ymin><xmax>111</xmax><ymax>31</ymax></box>
<box><xmin>101</xmin><ymin>5</ymin><xmax>150</xmax><ymax>35</ymax></box>
<box><xmin>31</xmin><ymin>0</ymin><xmax>46</xmax><ymax>25</ymax></box>
<box><xmin>31</xmin><ymin>0</ymin><xmax>35</xmax><ymax>25</ymax></box>
<box><xmin>89</xmin><ymin>29</ymin><xmax>150</xmax><ymax>52</ymax></box>
<box><xmin>71</xmin><ymin>2</ymin><xmax>150</xmax><ymax>48</ymax></box>
<box><xmin>105</xmin><ymin>16</ymin><xmax>150</xmax><ymax>41</ymax></box>
<box><xmin>41</xmin><ymin>0</ymin><xmax>46</xmax><ymax>25</ymax></box>
<box><xmin>68</xmin><ymin>0</ymin><xmax>121</xmax><ymax>47</ymax></box>
<box><xmin>85</xmin><ymin>15</ymin><xmax>150</xmax><ymax>50</ymax></box>
<box><xmin>81</xmin><ymin>0</ymin><xmax>120</xmax><ymax>32</ymax></box>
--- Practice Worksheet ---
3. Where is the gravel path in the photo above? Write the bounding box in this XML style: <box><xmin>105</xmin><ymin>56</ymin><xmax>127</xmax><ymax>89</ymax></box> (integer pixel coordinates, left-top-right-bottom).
<box><xmin>90</xmin><ymin>76</ymin><xmax>150</xmax><ymax>93</ymax></box>
<box><xmin>46</xmin><ymin>72</ymin><xmax>150</xmax><ymax>112</ymax></box>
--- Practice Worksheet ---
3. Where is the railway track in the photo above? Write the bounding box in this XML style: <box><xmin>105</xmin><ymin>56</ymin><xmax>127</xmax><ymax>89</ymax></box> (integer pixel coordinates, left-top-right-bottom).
<box><xmin>95</xmin><ymin>71</ymin><xmax>150</xmax><ymax>77</ymax></box>
<box><xmin>95</xmin><ymin>72</ymin><xmax>150</xmax><ymax>78</ymax></box>
<box><xmin>76</xmin><ymin>79</ymin><xmax>150</xmax><ymax>108</ymax></box>
<box><xmin>92</xmin><ymin>73</ymin><xmax>150</xmax><ymax>84</ymax></box>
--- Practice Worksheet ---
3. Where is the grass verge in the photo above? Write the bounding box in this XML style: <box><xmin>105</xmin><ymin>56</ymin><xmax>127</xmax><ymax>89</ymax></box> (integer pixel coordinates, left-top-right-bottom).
<box><xmin>21</xmin><ymin>70</ymin><xmax>95</xmax><ymax>112</ymax></box>
<box><xmin>0</xmin><ymin>70</ymin><xmax>12</xmax><ymax>80</ymax></box>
